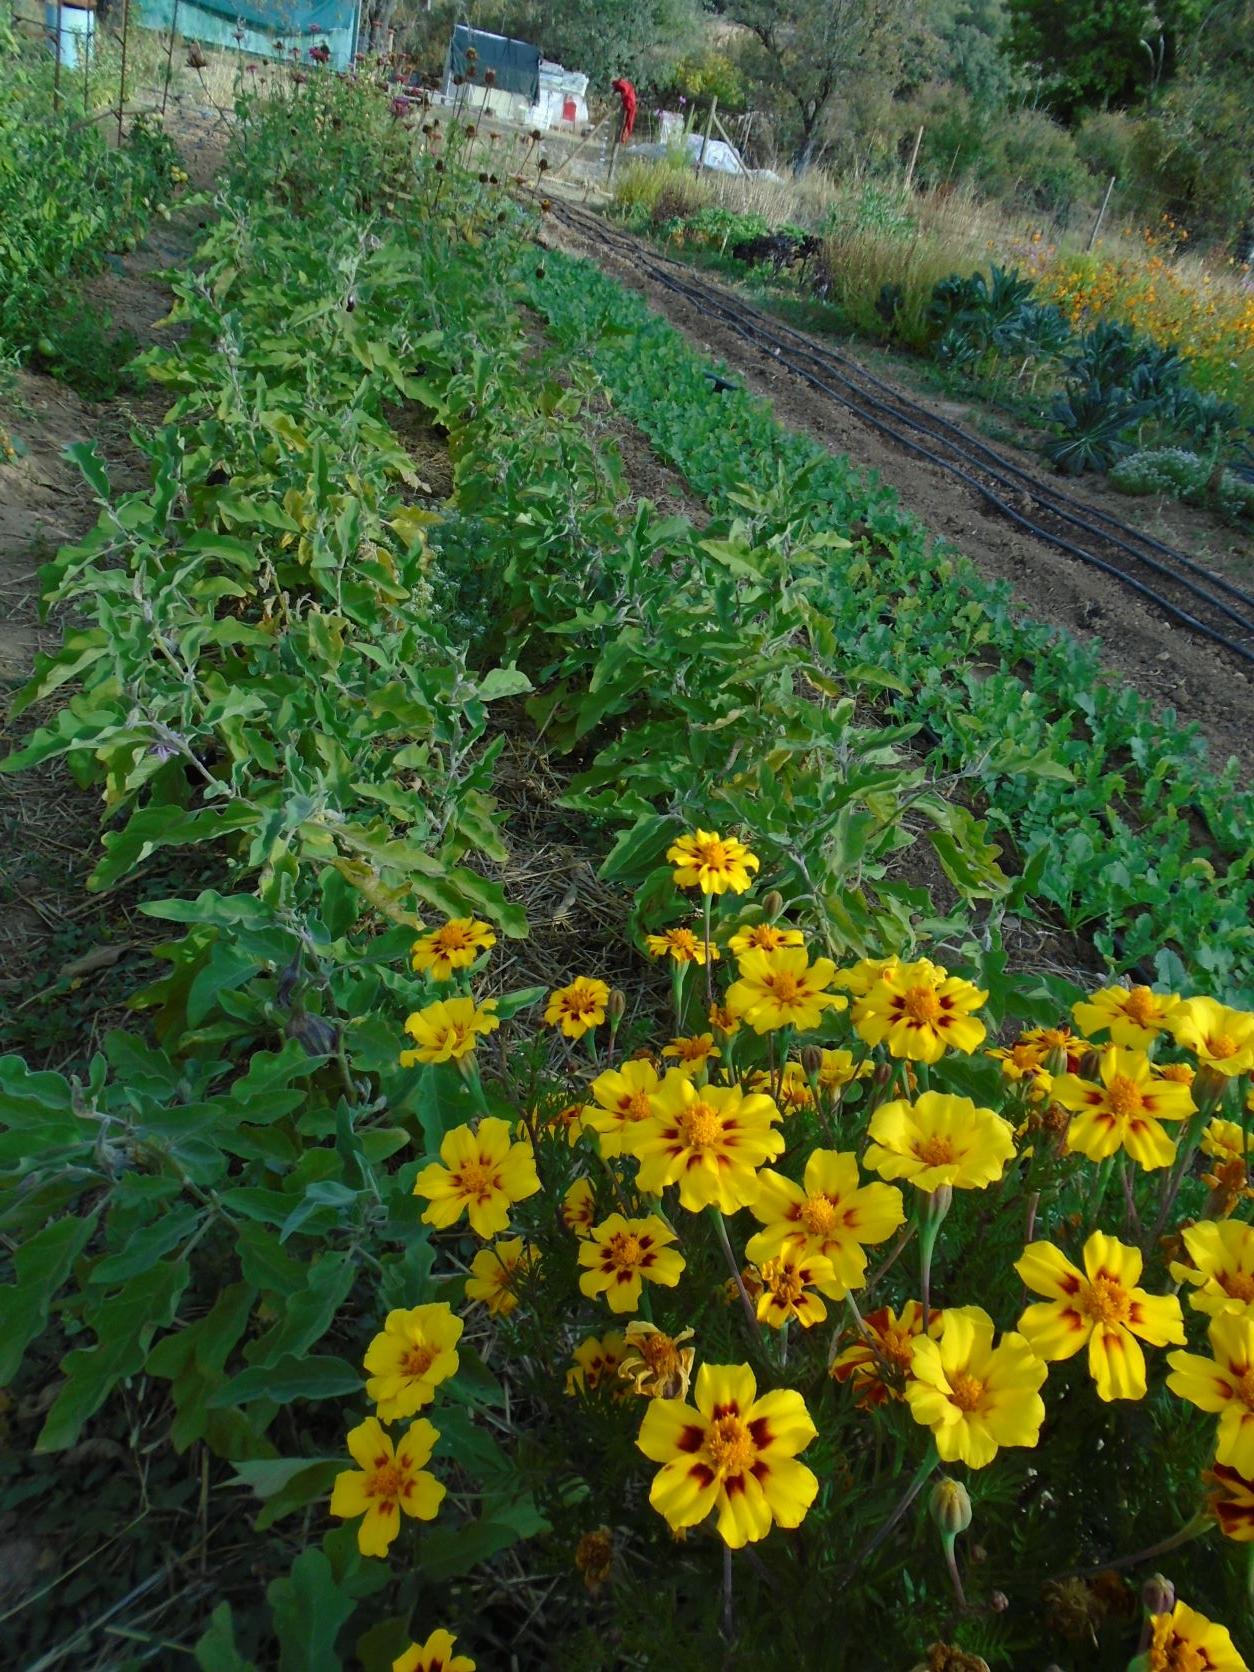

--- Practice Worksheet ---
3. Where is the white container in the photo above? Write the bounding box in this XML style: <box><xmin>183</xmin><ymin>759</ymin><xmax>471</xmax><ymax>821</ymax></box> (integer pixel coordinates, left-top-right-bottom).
<box><xmin>45</xmin><ymin>2</ymin><xmax>95</xmax><ymax>70</ymax></box>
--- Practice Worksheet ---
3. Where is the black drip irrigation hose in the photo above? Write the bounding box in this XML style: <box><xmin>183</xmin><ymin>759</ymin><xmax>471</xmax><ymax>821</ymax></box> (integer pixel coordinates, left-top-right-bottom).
<box><xmin>544</xmin><ymin>198</ymin><xmax>1254</xmax><ymax>666</ymax></box>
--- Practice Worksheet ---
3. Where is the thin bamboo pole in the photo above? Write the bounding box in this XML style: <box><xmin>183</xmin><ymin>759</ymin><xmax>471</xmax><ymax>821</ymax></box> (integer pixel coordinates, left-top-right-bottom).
<box><xmin>696</xmin><ymin>93</ymin><xmax>717</xmax><ymax>175</ymax></box>
<box><xmin>1087</xmin><ymin>174</ymin><xmax>1117</xmax><ymax>252</ymax></box>
<box><xmin>904</xmin><ymin>123</ymin><xmax>923</xmax><ymax>191</ymax></box>
<box><xmin>116</xmin><ymin>0</ymin><xmax>130</xmax><ymax>145</ymax></box>
<box><xmin>160</xmin><ymin>0</ymin><xmax>180</xmax><ymax>117</ymax></box>
<box><xmin>52</xmin><ymin>0</ymin><xmax>64</xmax><ymax>111</ymax></box>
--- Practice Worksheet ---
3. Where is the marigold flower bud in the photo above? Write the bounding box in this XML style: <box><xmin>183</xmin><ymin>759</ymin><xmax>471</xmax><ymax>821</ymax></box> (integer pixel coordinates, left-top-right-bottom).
<box><xmin>1193</xmin><ymin>1064</ymin><xmax>1230</xmax><ymax>1111</ymax></box>
<box><xmin>1142</xmin><ymin>1573</ymin><xmax>1175</xmax><ymax>1616</ymax></box>
<box><xmin>761</xmin><ymin>889</ymin><xmax>784</xmax><ymax>920</ymax></box>
<box><xmin>930</xmin><ymin>1477</ymin><xmax>972</xmax><ymax>1538</ymax></box>
<box><xmin>800</xmin><ymin>1044</ymin><xmax>823</xmax><ymax>1079</ymax></box>
<box><xmin>607</xmin><ymin>988</ymin><xmax>626</xmax><ymax>1023</ymax></box>
<box><xmin>1078</xmin><ymin>1048</ymin><xmax>1103</xmax><ymax>1081</ymax></box>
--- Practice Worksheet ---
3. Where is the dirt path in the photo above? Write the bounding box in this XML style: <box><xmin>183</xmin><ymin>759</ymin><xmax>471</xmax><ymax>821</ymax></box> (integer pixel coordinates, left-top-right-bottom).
<box><xmin>542</xmin><ymin>210</ymin><xmax>1254</xmax><ymax>783</ymax></box>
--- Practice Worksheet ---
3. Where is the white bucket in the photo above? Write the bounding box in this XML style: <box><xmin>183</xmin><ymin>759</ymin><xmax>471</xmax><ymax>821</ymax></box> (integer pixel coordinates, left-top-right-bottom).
<box><xmin>45</xmin><ymin>2</ymin><xmax>95</xmax><ymax>70</ymax></box>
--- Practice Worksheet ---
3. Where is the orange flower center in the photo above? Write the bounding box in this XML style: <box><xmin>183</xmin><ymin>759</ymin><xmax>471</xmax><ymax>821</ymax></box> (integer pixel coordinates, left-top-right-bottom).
<box><xmin>669</xmin><ymin>929</ymin><xmax>699</xmax><ymax>953</ymax></box>
<box><xmin>767</xmin><ymin>971</ymin><xmax>803</xmax><ymax>1005</ymax></box>
<box><xmin>608</xmin><ymin>1232</ymin><xmax>644</xmax><ymax>1269</ymax></box>
<box><xmin>880</xmin><ymin>1325</ymin><xmax>918</xmax><ymax>1372</ymax></box>
<box><xmin>621</xmin><ymin>1090</ymin><xmax>652</xmax><ymax>1120</ymax></box>
<box><xmin>800</xmin><ymin>1193</ymin><xmax>837</xmax><ymax>1236</ymax></box>
<box><xmin>677</xmin><ymin>1101</ymin><xmax>724</xmax><ymax>1149</ymax></box>
<box><xmin>457</xmin><ymin>1158</ymin><xmax>500</xmax><ymax>1197</ymax></box>
<box><xmin>902</xmin><ymin>985</ymin><xmax>941</xmax><ymax>1024</ymax></box>
<box><xmin>752</xmin><ymin>925</ymin><xmax>784</xmax><ymax>949</ymax></box>
<box><xmin>915</xmin><ymin>1134</ymin><xmax>956</xmax><ymax>1167</ymax></box>
<box><xmin>673</xmin><ymin>1037</ymin><xmax>710</xmax><ymax>1061</ymax></box>
<box><xmin>401</xmin><ymin>1344</ymin><xmax>437</xmax><ymax>1378</ymax></box>
<box><xmin>704</xmin><ymin>1413</ymin><xmax>755</xmax><ymax>1476</ymax></box>
<box><xmin>1148</xmin><ymin>1615</ymin><xmax>1209</xmax><ymax>1672</ymax></box>
<box><xmin>1209</xmin><ymin>1034</ymin><xmax>1237</xmax><ymax>1061</ymax></box>
<box><xmin>764</xmin><ymin>1259</ymin><xmax>805</xmax><ymax>1305</ymax></box>
<box><xmin>1081</xmin><ymin>1275</ymin><xmax>1131</xmax><ymax>1325</ymax></box>
<box><xmin>638</xmin><ymin>1332</ymin><xmax>680</xmax><ymax>1373</ymax></box>
<box><xmin>434</xmin><ymin>924</ymin><xmax>474</xmax><ymax>952</ymax></box>
<box><xmin>1123</xmin><ymin>986</ymin><xmax>1158</xmax><ymax>1025</ymax></box>
<box><xmin>1105</xmin><ymin>1074</ymin><xmax>1144</xmax><ymax>1119</ymax></box>
<box><xmin>948</xmin><ymin>1372</ymin><xmax>986</xmax><ymax>1412</ymax></box>
<box><xmin>367</xmin><ymin>1460</ymin><xmax>405</xmax><ymax>1503</ymax></box>
<box><xmin>694</xmin><ymin>838</ymin><xmax>731</xmax><ymax>871</ymax></box>
<box><xmin>1224</xmin><ymin>1272</ymin><xmax>1254</xmax><ymax>1303</ymax></box>
<box><xmin>561</xmin><ymin>985</ymin><xmax>602</xmax><ymax>1020</ymax></box>
<box><xmin>1160</xmin><ymin>1063</ymin><xmax>1194</xmax><ymax>1085</ymax></box>
<box><xmin>1234</xmin><ymin>1369</ymin><xmax>1254</xmax><ymax>1410</ymax></box>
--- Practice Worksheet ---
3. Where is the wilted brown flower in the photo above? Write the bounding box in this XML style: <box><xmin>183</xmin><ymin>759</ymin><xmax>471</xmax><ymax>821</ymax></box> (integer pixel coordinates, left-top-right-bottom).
<box><xmin>575</xmin><ymin>1526</ymin><xmax>613</xmax><ymax>1595</ymax></box>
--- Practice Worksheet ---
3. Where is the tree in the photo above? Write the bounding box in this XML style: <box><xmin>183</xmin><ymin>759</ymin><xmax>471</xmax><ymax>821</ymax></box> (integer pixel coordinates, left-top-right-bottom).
<box><xmin>500</xmin><ymin>0</ymin><xmax>701</xmax><ymax>88</ymax></box>
<box><xmin>727</xmin><ymin>0</ymin><xmax>919</xmax><ymax>169</ymax></box>
<box><xmin>1005</xmin><ymin>0</ymin><xmax>1206</xmax><ymax>120</ymax></box>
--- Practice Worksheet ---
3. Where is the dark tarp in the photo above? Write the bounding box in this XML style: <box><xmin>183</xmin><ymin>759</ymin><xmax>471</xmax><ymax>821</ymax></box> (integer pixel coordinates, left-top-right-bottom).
<box><xmin>449</xmin><ymin>24</ymin><xmax>540</xmax><ymax>101</ymax></box>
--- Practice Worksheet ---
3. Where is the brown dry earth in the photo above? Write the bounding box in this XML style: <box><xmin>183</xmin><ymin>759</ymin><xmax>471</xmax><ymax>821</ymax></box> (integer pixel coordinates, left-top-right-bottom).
<box><xmin>542</xmin><ymin>209</ymin><xmax>1254</xmax><ymax>784</ymax></box>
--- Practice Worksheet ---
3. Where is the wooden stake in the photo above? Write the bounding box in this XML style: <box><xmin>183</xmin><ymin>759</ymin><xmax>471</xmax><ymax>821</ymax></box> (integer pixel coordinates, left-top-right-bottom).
<box><xmin>1087</xmin><ymin>174</ymin><xmax>1116</xmax><ymax>252</ymax></box>
<box><xmin>116</xmin><ymin>0</ymin><xmax>130</xmax><ymax>145</ymax></box>
<box><xmin>548</xmin><ymin>113</ymin><xmax>606</xmax><ymax>181</ymax></box>
<box><xmin>161</xmin><ymin>0</ymin><xmax>180</xmax><ymax>118</ymax></box>
<box><xmin>696</xmin><ymin>93</ymin><xmax>717</xmax><ymax>175</ymax></box>
<box><xmin>606</xmin><ymin>129</ymin><xmax>620</xmax><ymax>187</ymax></box>
<box><xmin>52</xmin><ymin>0</ymin><xmax>64</xmax><ymax>111</ymax></box>
<box><xmin>904</xmin><ymin>124</ymin><xmax>923</xmax><ymax>191</ymax></box>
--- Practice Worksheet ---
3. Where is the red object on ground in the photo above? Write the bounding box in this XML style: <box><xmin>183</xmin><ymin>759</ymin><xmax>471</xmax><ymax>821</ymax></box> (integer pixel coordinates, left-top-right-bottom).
<box><xmin>611</xmin><ymin>77</ymin><xmax>637</xmax><ymax>141</ymax></box>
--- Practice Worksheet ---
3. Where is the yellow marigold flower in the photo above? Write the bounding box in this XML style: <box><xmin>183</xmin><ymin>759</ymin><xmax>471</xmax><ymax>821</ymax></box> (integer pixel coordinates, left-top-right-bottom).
<box><xmin>832</xmin><ymin>955</ymin><xmax>905</xmax><ymax>996</ymax></box>
<box><xmin>363</xmin><ymin>1303</ymin><xmax>463</xmax><ymax>1421</ymax></box>
<box><xmin>662</xmin><ymin>1033</ymin><xmax>720</xmax><ymax>1075</ymax></box>
<box><xmin>583</xmin><ymin>1058</ymin><xmax>660</xmax><ymax>1158</ymax></box>
<box><xmin>816</xmin><ymin>1047</ymin><xmax>869</xmax><ymax>1091</ymax></box>
<box><xmin>523</xmin><ymin>1099</ymin><xmax>586</xmax><ymax>1147</ymax></box>
<box><xmin>392</xmin><ymin>1630</ymin><xmax>475</xmax><ymax>1672</ymax></box>
<box><xmin>1204</xmin><ymin>1119</ymin><xmax>1253</xmax><ymax>1164</ymax></box>
<box><xmin>1159</xmin><ymin>1061</ymin><xmax>1196</xmax><ymax>1086</ymax></box>
<box><xmin>1072</xmin><ymin>983</ymin><xmax>1177</xmax><ymax>1047</ymax></box>
<box><xmin>728</xmin><ymin>921</ymin><xmax>805</xmax><ymax>957</ymax></box>
<box><xmin>986</xmin><ymin>1039</ymin><xmax>1052</xmax><ymax>1095</ymax></box>
<box><xmin>630</xmin><ymin>1076</ymin><xmax>784</xmax><ymax>1212</ymax></box>
<box><xmin>619</xmin><ymin>1321</ymin><xmax>696</xmax><ymax>1399</ymax></box>
<box><xmin>1054</xmin><ymin>1046</ymin><xmax>1194</xmax><ymax>1171</ymax></box>
<box><xmin>864</xmin><ymin>1092</ymin><xmax>1015</xmax><ymax>1194</ymax></box>
<box><xmin>757</xmin><ymin>1062</ymin><xmax>815</xmax><ymax>1113</ymax></box>
<box><xmin>400</xmin><ymin>996</ymin><xmax>499</xmax><ymax>1065</ymax></box>
<box><xmin>637</xmin><ymin>1362</ymin><xmax>818</xmax><ymax>1547</ymax></box>
<box><xmin>1015</xmin><ymin>1232</ymin><xmax>1185</xmax><ymax>1401</ymax></box>
<box><xmin>330</xmin><ymin>1416</ymin><xmax>445</xmax><ymax>1557</ymax></box>
<box><xmin>578</xmin><ymin>1212</ymin><xmax>685</xmax><ymax>1312</ymax></box>
<box><xmin>1171</xmin><ymin>1221</ymin><xmax>1254</xmax><ymax>1316</ymax></box>
<box><xmin>645</xmin><ymin>926</ymin><xmax>717</xmax><ymax>965</ymax></box>
<box><xmin>666</xmin><ymin>828</ymin><xmax>759</xmax><ymax>895</ymax></box>
<box><xmin>906</xmin><ymin>1306</ymin><xmax>1047</xmax><ymax>1469</ymax></box>
<box><xmin>561</xmin><ymin>1175</ymin><xmax>597</xmax><ymax>1235</ymax></box>
<box><xmin>708</xmin><ymin>1001</ymin><xmax>739</xmax><ymax>1035</ymax></box>
<box><xmin>831</xmin><ymin>1301</ymin><xmax>940</xmax><ymax>1406</ymax></box>
<box><xmin>725</xmin><ymin>947</ymin><xmax>847</xmax><ymax>1034</ymax></box>
<box><xmin>412</xmin><ymin>1116</ymin><xmax>540</xmax><ymax>1239</ymax></box>
<box><xmin>1143</xmin><ymin>1601</ymin><xmax>1247</xmax><ymax>1672</ymax></box>
<box><xmin>1168</xmin><ymin>1312</ymin><xmax>1254</xmax><ymax>1474</ymax></box>
<box><xmin>464</xmin><ymin>1237</ymin><xmax>537</xmax><ymax>1317</ymax></box>
<box><xmin>545</xmin><ymin>977</ymin><xmax>610</xmax><ymax>1040</ymax></box>
<box><xmin>409</xmin><ymin>917</ymin><xmax>495</xmax><ymax>981</ymax></box>
<box><xmin>565</xmin><ymin>1330</ymin><xmax>628</xmax><ymax>1395</ymax></box>
<box><xmin>852</xmin><ymin>961</ymin><xmax>987</xmax><ymax>1062</ymax></box>
<box><xmin>755</xmin><ymin>1249</ymin><xmax>835</xmax><ymax>1328</ymax></box>
<box><xmin>746</xmin><ymin>1148</ymin><xmax>905</xmax><ymax>1295</ymax></box>
<box><xmin>574</xmin><ymin>1526</ymin><xmax>614</xmax><ymax>1595</ymax></box>
<box><xmin>1169</xmin><ymin>997</ymin><xmax>1254</xmax><ymax>1077</ymax></box>
<box><xmin>1206</xmin><ymin>1463</ymin><xmax>1254</xmax><ymax>1542</ymax></box>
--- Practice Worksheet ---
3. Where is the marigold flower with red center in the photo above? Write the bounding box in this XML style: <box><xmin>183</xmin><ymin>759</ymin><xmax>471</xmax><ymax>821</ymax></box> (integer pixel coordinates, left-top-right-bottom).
<box><xmin>578</xmin><ymin>1212</ymin><xmax>685</xmax><ymax>1312</ymax></box>
<box><xmin>1019</xmin><ymin>1025</ymin><xmax>1089</xmax><ymax>1072</ymax></box>
<box><xmin>1169</xmin><ymin>997</ymin><xmax>1254</xmax><ymax>1076</ymax></box>
<box><xmin>1171</xmin><ymin>1221</ymin><xmax>1254</xmax><ymax>1316</ymax></box>
<box><xmin>1142</xmin><ymin>1600</ymin><xmax>1248</xmax><ymax>1671</ymax></box>
<box><xmin>409</xmin><ymin>917</ymin><xmax>496</xmax><ymax>981</ymax></box>
<box><xmin>726</xmin><ymin>947</ymin><xmax>847</xmax><ymax>1034</ymax></box>
<box><xmin>1207</xmin><ymin>1463</ymin><xmax>1254</xmax><ymax>1542</ymax></box>
<box><xmin>1072</xmin><ymin>983</ymin><xmax>1178</xmax><ymax>1048</ymax></box>
<box><xmin>1015</xmin><ymin>1232</ymin><xmax>1185</xmax><ymax>1401</ymax></box>
<box><xmin>619</xmin><ymin>1321</ymin><xmax>696</xmax><ymax>1399</ymax></box>
<box><xmin>906</xmin><ymin>1306</ymin><xmax>1047</xmax><ymax>1468</ymax></box>
<box><xmin>852</xmin><ymin>961</ymin><xmax>987</xmax><ymax>1062</ymax></box>
<box><xmin>754</xmin><ymin>1249</ymin><xmax>835</xmax><ymax>1328</ymax></box>
<box><xmin>753</xmin><ymin>1062</ymin><xmax>815</xmax><ymax>1113</ymax></box>
<box><xmin>629</xmin><ymin>1076</ymin><xmax>784</xmax><ymax>1212</ymax></box>
<box><xmin>1203</xmin><ymin>1119</ymin><xmax>1250</xmax><ymax>1165</ymax></box>
<box><xmin>412</xmin><ymin>1116</ymin><xmax>540</xmax><ymax>1238</ymax></box>
<box><xmin>545</xmin><ymin>977</ymin><xmax>610</xmax><ymax>1039</ymax></box>
<box><xmin>708</xmin><ymin>1001</ymin><xmax>739</xmax><ymax>1035</ymax></box>
<box><xmin>364</xmin><ymin>1303</ymin><xmax>463</xmax><ymax>1421</ymax></box>
<box><xmin>464</xmin><ymin>1237</ymin><xmax>537</xmax><ymax>1317</ymax></box>
<box><xmin>1168</xmin><ymin>1312</ymin><xmax>1254</xmax><ymax>1474</ymax></box>
<box><xmin>831</xmin><ymin>1301</ymin><xmax>941</xmax><ymax>1406</ymax></box>
<box><xmin>392</xmin><ymin>1629</ymin><xmax>475</xmax><ymax>1672</ymax></box>
<box><xmin>523</xmin><ymin>1098</ymin><xmax>586</xmax><ymax>1147</ymax></box>
<box><xmin>666</xmin><ymin>828</ymin><xmax>759</xmax><ymax>895</ymax></box>
<box><xmin>583</xmin><ymin>1058</ymin><xmax>660</xmax><ymax>1157</ymax></box>
<box><xmin>400</xmin><ymin>996</ymin><xmax>499</xmax><ymax>1065</ymax></box>
<box><xmin>637</xmin><ymin>1362</ymin><xmax>818</xmax><ymax>1547</ymax></box>
<box><xmin>662</xmin><ymin>1033</ymin><xmax>720</xmax><ymax>1076</ymax></box>
<box><xmin>645</xmin><ymin>927</ymin><xmax>717</xmax><ymax>965</ymax></box>
<box><xmin>330</xmin><ymin>1415</ymin><xmax>445</xmax><ymax>1556</ymax></box>
<box><xmin>986</xmin><ymin>1039</ymin><xmax>1053</xmax><ymax>1098</ymax></box>
<box><xmin>746</xmin><ymin>1148</ymin><xmax>904</xmax><ymax>1295</ymax></box>
<box><xmin>560</xmin><ymin>1175</ymin><xmax>597</xmax><ymax>1235</ymax></box>
<box><xmin>864</xmin><ymin>1093</ymin><xmax>1015</xmax><ymax>1193</ymax></box>
<box><xmin>728</xmin><ymin>921</ymin><xmax>805</xmax><ymax>958</ymax></box>
<box><xmin>565</xmin><ymin>1331</ymin><xmax>628</xmax><ymax>1395</ymax></box>
<box><xmin>1054</xmin><ymin>1046</ymin><xmax>1194</xmax><ymax>1171</ymax></box>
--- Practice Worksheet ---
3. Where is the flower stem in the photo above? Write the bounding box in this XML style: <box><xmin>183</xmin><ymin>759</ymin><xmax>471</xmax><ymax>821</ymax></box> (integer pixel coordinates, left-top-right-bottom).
<box><xmin>943</xmin><ymin>1534</ymin><xmax>967</xmax><ymax>1608</ymax></box>
<box><xmin>836</xmin><ymin>1444</ymin><xmax>938</xmax><ymax>1592</ymax></box>
<box><xmin>1063</xmin><ymin>1510</ymin><xmax>1213</xmax><ymax>1580</ymax></box>
<box><xmin>722</xmin><ymin>1542</ymin><xmax>734</xmax><ymax>1642</ymax></box>
<box><xmin>710</xmin><ymin>1207</ymin><xmax>764</xmax><ymax>1351</ymax></box>
<box><xmin>703</xmin><ymin>892</ymin><xmax>714</xmax><ymax>1008</ymax></box>
<box><xmin>919</xmin><ymin>1187</ymin><xmax>952</xmax><ymax>1333</ymax></box>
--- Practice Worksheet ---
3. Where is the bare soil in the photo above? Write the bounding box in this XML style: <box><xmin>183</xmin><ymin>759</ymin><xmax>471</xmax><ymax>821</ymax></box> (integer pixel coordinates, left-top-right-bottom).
<box><xmin>541</xmin><ymin>210</ymin><xmax>1254</xmax><ymax>785</ymax></box>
